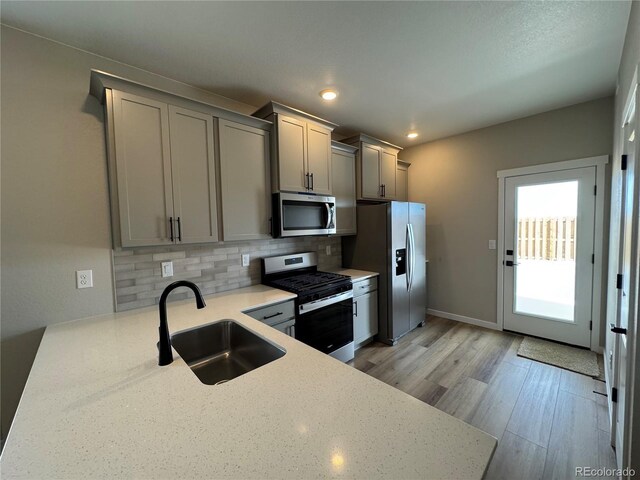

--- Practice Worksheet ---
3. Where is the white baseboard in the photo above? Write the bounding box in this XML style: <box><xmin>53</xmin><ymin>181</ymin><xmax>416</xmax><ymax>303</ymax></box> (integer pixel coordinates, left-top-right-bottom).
<box><xmin>427</xmin><ymin>308</ymin><xmax>502</xmax><ymax>331</ymax></box>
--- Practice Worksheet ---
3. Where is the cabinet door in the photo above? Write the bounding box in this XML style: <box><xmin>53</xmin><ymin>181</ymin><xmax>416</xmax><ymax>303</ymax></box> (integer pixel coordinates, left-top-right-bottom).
<box><xmin>331</xmin><ymin>149</ymin><xmax>356</xmax><ymax>235</ymax></box>
<box><xmin>219</xmin><ymin>119</ymin><xmax>272</xmax><ymax>241</ymax></box>
<box><xmin>360</xmin><ymin>143</ymin><xmax>382</xmax><ymax>199</ymax></box>
<box><xmin>306</xmin><ymin>123</ymin><xmax>332</xmax><ymax>195</ymax></box>
<box><xmin>168</xmin><ymin>105</ymin><xmax>219</xmax><ymax>244</ymax></box>
<box><xmin>365</xmin><ymin>290</ymin><xmax>379</xmax><ymax>340</ymax></box>
<box><xmin>380</xmin><ymin>149</ymin><xmax>398</xmax><ymax>199</ymax></box>
<box><xmin>276</xmin><ymin>114</ymin><xmax>307</xmax><ymax>192</ymax></box>
<box><xmin>396</xmin><ymin>164</ymin><xmax>408</xmax><ymax>201</ymax></box>
<box><xmin>354</xmin><ymin>290</ymin><xmax>378</xmax><ymax>345</ymax></box>
<box><xmin>112</xmin><ymin>91</ymin><xmax>174</xmax><ymax>247</ymax></box>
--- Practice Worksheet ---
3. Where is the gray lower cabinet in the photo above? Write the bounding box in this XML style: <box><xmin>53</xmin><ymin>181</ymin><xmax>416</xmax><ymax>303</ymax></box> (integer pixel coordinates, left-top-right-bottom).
<box><xmin>109</xmin><ymin>90</ymin><xmax>218</xmax><ymax>247</ymax></box>
<box><xmin>331</xmin><ymin>141</ymin><xmax>357</xmax><ymax>235</ymax></box>
<box><xmin>244</xmin><ymin>300</ymin><xmax>296</xmax><ymax>337</ymax></box>
<box><xmin>218</xmin><ymin>119</ymin><xmax>271</xmax><ymax>241</ymax></box>
<box><xmin>353</xmin><ymin>277</ymin><xmax>379</xmax><ymax>347</ymax></box>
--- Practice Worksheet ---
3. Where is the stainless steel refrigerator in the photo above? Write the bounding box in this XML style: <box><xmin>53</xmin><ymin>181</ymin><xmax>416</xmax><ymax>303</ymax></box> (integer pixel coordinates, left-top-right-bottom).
<box><xmin>342</xmin><ymin>202</ymin><xmax>427</xmax><ymax>345</ymax></box>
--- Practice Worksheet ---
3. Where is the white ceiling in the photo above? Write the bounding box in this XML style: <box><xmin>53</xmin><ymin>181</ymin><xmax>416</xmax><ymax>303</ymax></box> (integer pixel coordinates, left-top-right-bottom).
<box><xmin>1</xmin><ymin>1</ymin><xmax>631</xmax><ymax>146</ymax></box>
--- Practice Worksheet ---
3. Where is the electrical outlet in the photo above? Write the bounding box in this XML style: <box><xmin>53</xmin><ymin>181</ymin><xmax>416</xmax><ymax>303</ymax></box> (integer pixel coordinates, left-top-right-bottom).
<box><xmin>488</xmin><ymin>240</ymin><xmax>496</xmax><ymax>250</ymax></box>
<box><xmin>161</xmin><ymin>261</ymin><xmax>174</xmax><ymax>278</ymax></box>
<box><xmin>326</xmin><ymin>245</ymin><xmax>332</xmax><ymax>256</ymax></box>
<box><xmin>76</xmin><ymin>270</ymin><xmax>93</xmax><ymax>289</ymax></box>
<box><xmin>241</xmin><ymin>254</ymin><xmax>250</xmax><ymax>267</ymax></box>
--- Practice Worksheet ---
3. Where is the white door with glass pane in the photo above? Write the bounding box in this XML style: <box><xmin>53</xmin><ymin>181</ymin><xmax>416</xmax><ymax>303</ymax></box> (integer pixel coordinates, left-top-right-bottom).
<box><xmin>503</xmin><ymin>167</ymin><xmax>596</xmax><ymax>347</ymax></box>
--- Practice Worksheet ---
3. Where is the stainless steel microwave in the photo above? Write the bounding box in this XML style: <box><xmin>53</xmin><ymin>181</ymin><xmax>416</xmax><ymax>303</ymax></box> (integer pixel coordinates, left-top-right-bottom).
<box><xmin>272</xmin><ymin>192</ymin><xmax>336</xmax><ymax>237</ymax></box>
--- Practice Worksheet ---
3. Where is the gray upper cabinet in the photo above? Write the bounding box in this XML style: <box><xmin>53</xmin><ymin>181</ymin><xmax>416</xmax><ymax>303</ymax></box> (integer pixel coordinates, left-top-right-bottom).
<box><xmin>396</xmin><ymin>160</ymin><xmax>410</xmax><ymax>202</ymax></box>
<box><xmin>91</xmin><ymin>70</ymin><xmax>273</xmax><ymax>248</ymax></box>
<box><xmin>276</xmin><ymin>114</ymin><xmax>307</xmax><ymax>192</ymax></box>
<box><xmin>306</xmin><ymin>124</ymin><xmax>332</xmax><ymax>195</ymax></box>
<box><xmin>331</xmin><ymin>141</ymin><xmax>357</xmax><ymax>235</ymax></box>
<box><xmin>253</xmin><ymin>102</ymin><xmax>337</xmax><ymax>195</ymax></box>
<box><xmin>112</xmin><ymin>91</ymin><xmax>174</xmax><ymax>247</ymax></box>
<box><xmin>168</xmin><ymin>105</ymin><xmax>219</xmax><ymax>244</ymax></box>
<box><xmin>343</xmin><ymin>134</ymin><xmax>402</xmax><ymax>202</ymax></box>
<box><xmin>218</xmin><ymin>119</ymin><xmax>272</xmax><ymax>241</ymax></box>
<box><xmin>108</xmin><ymin>90</ymin><xmax>219</xmax><ymax>247</ymax></box>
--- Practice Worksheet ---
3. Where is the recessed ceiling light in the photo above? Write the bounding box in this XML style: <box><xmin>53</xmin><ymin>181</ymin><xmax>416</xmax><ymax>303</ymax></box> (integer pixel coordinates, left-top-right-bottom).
<box><xmin>407</xmin><ymin>132</ymin><xmax>419</xmax><ymax>139</ymax></box>
<box><xmin>320</xmin><ymin>89</ymin><xmax>338</xmax><ymax>101</ymax></box>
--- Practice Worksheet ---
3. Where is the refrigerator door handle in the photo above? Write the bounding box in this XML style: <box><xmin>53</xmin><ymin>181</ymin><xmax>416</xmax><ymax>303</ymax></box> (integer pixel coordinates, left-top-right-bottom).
<box><xmin>406</xmin><ymin>224</ymin><xmax>411</xmax><ymax>291</ymax></box>
<box><xmin>408</xmin><ymin>224</ymin><xmax>416</xmax><ymax>291</ymax></box>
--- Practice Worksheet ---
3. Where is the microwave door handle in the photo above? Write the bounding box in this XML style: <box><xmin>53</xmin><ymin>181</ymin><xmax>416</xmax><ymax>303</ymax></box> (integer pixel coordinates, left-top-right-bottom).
<box><xmin>325</xmin><ymin>203</ymin><xmax>331</xmax><ymax>229</ymax></box>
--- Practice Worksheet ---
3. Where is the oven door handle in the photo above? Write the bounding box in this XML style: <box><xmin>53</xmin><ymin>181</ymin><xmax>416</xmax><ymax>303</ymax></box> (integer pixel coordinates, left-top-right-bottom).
<box><xmin>298</xmin><ymin>290</ymin><xmax>353</xmax><ymax>315</ymax></box>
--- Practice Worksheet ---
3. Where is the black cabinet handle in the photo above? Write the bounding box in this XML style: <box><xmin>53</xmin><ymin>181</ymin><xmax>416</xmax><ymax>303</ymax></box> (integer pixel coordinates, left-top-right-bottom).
<box><xmin>383</xmin><ymin>184</ymin><xmax>386</xmax><ymax>197</ymax></box>
<box><xmin>354</xmin><ymin>300</ymin><xmax>358</xmax><ymax>317</ymax></box>
<box><xmin>610</xmin><ymin>323</ymin><xmax>627</xmax><ymax>335</ymax></box>
<box><xmin>176</xmin><ymin>217</ymin><xmax>182</xmax><ymax>242</ymax></box>
<box><xmin>263</xmin><ymin>312</ymin><xmax>283</xmax><ymax>320</ymax></box>
<box><xmin>310</xmin><ymin>173</ymin><xmax>314</xmax><ymax>191</ymax></box>
<box><xmin>169</xmin><ymin>217</ymin><xmax>174</xmax><ymax>242</ymax></box>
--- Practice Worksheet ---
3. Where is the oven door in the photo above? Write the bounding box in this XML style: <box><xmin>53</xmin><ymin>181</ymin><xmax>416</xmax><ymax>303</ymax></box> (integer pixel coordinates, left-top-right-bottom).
<box><xmin>296</xmin><ymin>295</ymin><xmax>353</xmax><ymax>355</ymax></box>
<box><xmin>275</xmin><ymin>192</ymin><xmax>336</xmax><ymax>237</ymax></box>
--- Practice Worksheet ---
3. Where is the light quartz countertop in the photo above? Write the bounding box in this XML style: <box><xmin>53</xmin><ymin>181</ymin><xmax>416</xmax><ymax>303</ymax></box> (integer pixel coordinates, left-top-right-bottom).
<box><xmin>0</xmin><ymin>284</ymin><xmax>496</xmax><ymax>479</ymax></box>
<box><xmin>329</xmin><ymin>268</ymin><xmax>379</xmax><ymax>282</ymax></box>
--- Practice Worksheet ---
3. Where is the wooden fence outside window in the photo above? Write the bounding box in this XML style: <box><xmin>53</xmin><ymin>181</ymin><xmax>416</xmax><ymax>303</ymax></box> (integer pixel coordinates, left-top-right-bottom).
<box><xmin>517</xmin><ymin>217</ymin><xmax>576</xmax><ymax>261</ymax></box>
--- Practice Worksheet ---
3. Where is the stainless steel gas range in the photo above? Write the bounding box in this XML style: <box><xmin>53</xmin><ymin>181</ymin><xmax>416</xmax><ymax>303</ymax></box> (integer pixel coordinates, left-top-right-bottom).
<box><xmin>262</xmin><ymin>252</ymin><xmax>354</xmax><ymax>362</ymax></box>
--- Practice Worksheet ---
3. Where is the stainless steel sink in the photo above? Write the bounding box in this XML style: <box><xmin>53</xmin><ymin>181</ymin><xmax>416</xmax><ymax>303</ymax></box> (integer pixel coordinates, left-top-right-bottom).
<box><xmin>170</xmin><ymin>320</ymin><xmax>285</xmax><ymax>385</ymax></box>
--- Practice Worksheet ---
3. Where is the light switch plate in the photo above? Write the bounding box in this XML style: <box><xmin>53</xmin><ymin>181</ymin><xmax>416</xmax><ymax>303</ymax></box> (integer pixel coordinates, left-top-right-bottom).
<box><xmin>76</xmin><ymin>270</ymin><xmax>93</xmax><ymax>289</ymax></box>
<box><xmin>241</xmin><ymin>254</ymin><xmax>250</xmax><ymax>267</ymax></box>
<box><xmin>488</xmin><ymin>240</ymin><xmax>497</xmax><ymax>250</ymax></box>
<box><xmin>161</xmin><ymin>261</ymin><xmax>174</xmax><ymax>278</ymax></box>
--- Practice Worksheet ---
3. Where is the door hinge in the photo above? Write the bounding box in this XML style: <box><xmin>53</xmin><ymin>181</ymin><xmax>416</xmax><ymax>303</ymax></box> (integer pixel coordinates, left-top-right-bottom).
<box><xmin>616</xmin><ymin>274</ymin><xmax>623</xmax><ymax>289</ymax></box>
<box><xmin>594</xmin><ymin>185</ymin><xmax>597</xmax><ymax>196</ymax></box>
<box><xmin>621</xmin><ymin>154</ymin><xmax>628</xmax><ymax>171</ymax></box>
<box><xmin>592</xmin><ymin>254</ymin><xmax>595</xmax><ymax>264</ymax></box>
<box><xmin>590</xmin><ymin>321</ymin><xmax>593</xmax><ymax>331</ymax></box>
<box><xmin>612</xmin><ymin>387</ymin><xmax>618</xmax><ymax>403</ymax></box>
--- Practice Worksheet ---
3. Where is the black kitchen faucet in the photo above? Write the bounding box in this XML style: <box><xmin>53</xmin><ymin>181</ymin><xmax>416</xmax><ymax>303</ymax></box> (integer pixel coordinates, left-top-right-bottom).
<box><xmin>158</xmin><ymin>280</ymin><xmax>206</xmax><ymax>366</ymax></box>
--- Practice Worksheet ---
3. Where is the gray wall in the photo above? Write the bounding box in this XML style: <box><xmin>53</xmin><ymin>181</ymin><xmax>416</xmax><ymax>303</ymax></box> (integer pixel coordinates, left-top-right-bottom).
<box><xmin>611</xmin><ymin>2</ymin><xmax>640</xmax><ymax>471</ymax></box>
<box><xmin>0</xmin><ymin>25</ymin><xmax>257</xmax><ymax>442</ymax></box>
<box><xmin>401</xmin><ymin>97</ymin><xmax>614</xmax><ymax>329</ymax></box>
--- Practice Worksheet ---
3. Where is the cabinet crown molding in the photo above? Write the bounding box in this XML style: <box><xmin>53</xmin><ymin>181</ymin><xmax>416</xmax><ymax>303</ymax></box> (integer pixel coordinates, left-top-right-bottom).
<box><xmin>341</xmin><ymin>133</ymin><xmax>403</xmax><ymax>152</ymax></box>
<box><xmin>252</xmin><ymin>101</ymin><xmax>338</xmax><ymax>131</ymax></box>
<box><xmin>331</xmin><ymin>140</ymin><xmax>358</xmax><ymax>154</ymax></box>
<box><xmin>89</xmin><ymin>69</ymin><xmax>272</xmax><ymax>131</ymax></box>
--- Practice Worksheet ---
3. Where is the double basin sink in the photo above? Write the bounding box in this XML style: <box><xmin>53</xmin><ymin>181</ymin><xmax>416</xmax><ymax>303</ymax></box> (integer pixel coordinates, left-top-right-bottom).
<box><xmin>171</xmin><ymin>320</ymin><xmax>285</xmax><ymax>385</ymax></box>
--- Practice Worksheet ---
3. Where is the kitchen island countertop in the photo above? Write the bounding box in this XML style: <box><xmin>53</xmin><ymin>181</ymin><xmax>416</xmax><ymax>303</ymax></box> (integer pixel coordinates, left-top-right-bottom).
<box><xmin>0</xmin><ymin>284</ymin><xmax>496</xmax><ymax>479</ymax></box>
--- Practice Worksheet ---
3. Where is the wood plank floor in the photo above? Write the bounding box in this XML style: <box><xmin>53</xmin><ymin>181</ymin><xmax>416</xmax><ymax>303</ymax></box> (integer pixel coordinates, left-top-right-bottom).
<box><xmin>349</xmin><ymin>316</ymin><xmax>617</xmax><ymax>479</ymax></box>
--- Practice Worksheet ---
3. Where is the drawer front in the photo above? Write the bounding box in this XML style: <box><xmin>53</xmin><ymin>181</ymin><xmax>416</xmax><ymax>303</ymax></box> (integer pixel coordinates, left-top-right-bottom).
<box><xmin>353</xmin><ymin>277</ymin><xmax>378</xmax><ymax>297</ymax></box>
<box><xmin>245</xmin><ymin>300</ymin><xmax>295</xmax><ymax>326</ymax></box>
